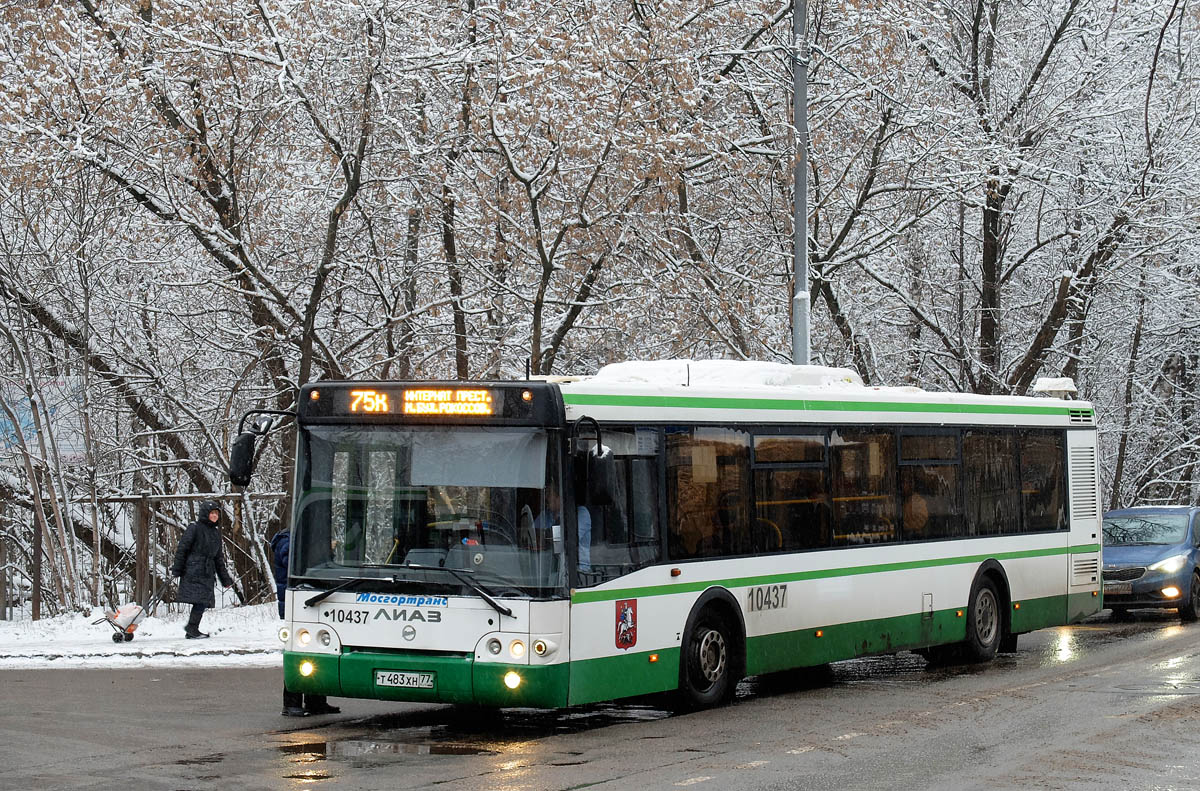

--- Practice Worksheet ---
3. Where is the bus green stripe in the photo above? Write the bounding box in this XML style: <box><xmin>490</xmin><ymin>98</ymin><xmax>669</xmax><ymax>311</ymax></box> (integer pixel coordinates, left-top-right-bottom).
<box><xmin>567</xmin><ymin>591</ymin><xmax>1100</xmax><ymax>703</ymax></box>
<box><xmin>570</xmin><ymin>543</ymin><xmax>1101</xmax><ymax>604</ymax></box>
<box><xmin>562</xmin><ymin>392</ymin><xmax>1089</xmax><ymax>417</ymax></box>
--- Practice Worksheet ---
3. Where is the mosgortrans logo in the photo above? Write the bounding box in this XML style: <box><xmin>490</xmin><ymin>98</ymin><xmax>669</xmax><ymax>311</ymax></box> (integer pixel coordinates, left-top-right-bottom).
<box><xmin>355</xmin><ymin>593</ymin><xmax>449</xmax><ymax>607</ymax></box>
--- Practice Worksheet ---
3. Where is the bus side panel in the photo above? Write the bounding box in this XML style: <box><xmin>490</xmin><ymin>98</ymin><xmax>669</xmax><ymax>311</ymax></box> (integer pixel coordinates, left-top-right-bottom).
<box><xmin>567</xmin><ymin>581</ymin><xmax>687</xmax><ymax>706</ymax></box>
<box><xmin>745</xmin><ymin>608</ymin><xmax>965</xmax><ymax>676</ymax></box>
<box><xmin>1005</xmin><ymin>553</ymin><xmax>1071</xmax><ymax>634</ymax></box>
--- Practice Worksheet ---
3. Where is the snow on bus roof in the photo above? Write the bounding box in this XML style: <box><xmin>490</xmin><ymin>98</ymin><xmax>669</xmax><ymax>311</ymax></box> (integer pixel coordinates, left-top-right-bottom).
<box><xmin>569</xmin><ymin>359</ymin><xmax>1089</xmax><ymax>410</ymax></box>
<box><xmin>589</xmin><ymin>359</ymin><xmax>865</xmax><ymax>389</ymax></box>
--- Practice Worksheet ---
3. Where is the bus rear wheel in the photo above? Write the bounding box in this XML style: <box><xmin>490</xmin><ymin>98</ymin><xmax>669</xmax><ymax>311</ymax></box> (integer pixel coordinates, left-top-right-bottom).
<box><xmin>964</xmin><ymin>577</ymin><xmax>1001</xmax><ymax>662</ymax></box>
<box><xmin>678</xmin><ymin>612</ymin><xmax>735</xmax><ymax>709</ymax></box>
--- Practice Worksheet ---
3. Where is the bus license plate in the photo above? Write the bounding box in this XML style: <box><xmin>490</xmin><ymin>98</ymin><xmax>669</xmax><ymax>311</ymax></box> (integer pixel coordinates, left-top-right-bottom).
<box><xmin>1103</xmin><ymin>583</ymin><xmax>1131</xmax><ymax>595</ymax></box>
<box><xmin>375</xmin><ymin>670</ymin><xmax>435</xmax><ymax>689</ymax></box>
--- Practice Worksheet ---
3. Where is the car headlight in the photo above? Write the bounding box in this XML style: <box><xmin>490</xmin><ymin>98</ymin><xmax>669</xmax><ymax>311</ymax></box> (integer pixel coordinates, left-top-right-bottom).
<box><xmin>1149</xmin><ymin>554</ymin><xmax>1188</xmax><ymax>574</ymax></box>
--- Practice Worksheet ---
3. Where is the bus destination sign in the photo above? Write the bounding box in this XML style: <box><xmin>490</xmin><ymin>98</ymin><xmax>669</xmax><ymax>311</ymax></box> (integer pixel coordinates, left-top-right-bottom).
<box><xmin>303</xmin><ymin>384</ymin><xmax>544</xmax><ymax>421</ymax></box>
<box><xmin>401</xmin><ymin>389</ymin><xmax>495</xmax><ymax>416</ymax></box>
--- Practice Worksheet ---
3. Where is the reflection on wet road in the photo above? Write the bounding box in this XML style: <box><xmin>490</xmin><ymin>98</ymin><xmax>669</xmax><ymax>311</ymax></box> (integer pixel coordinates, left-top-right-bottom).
<box><xmin>271</xmin><ymin>609</ymin><xmax>1200</xmax><ymax>788</ymax></box>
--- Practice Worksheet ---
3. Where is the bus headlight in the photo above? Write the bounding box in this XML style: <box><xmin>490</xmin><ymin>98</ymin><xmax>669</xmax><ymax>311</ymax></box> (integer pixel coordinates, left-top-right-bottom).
<box><xmin>298</xmin><ymin>629</ymin><xmax>312</xmax><ymax>646</ymax></box>
<box><xmin>318</xmin><ymin>630</ymin><xmax>331</xmax><ymax>647</ymax></box>
<box><xmin>504</xmin><ymin>671</ymin><xmax>521</xmax><ymax>689</ymax></box>
<box><xmin>299</xmin><ymin>660</ymin><xmax>315</xmax><ymax>677</ymax></box>
<box><xmin>1150</xmin><ymin>554</ymin><xmax>1188</xmax><ymax>574</ymax></box>
<box><xmin>278</xmin><ymin>627</ymin><xmax>290</xmax><ymax>643</ymax></box>
<box><xmin>487</xmin><ymin>638</ymin><xmax>502</xmax><ymax>655</ymax></box>
<box><xmin>509</xmin><ymin>640</ymin><xmax>526</xmax><ymax>659</ymax></box>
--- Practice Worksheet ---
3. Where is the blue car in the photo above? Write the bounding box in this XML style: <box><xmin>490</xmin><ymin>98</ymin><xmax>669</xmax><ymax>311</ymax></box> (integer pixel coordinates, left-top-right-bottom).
<box><xmin>1102</xmin><ymin>506</ymin><xmax>1200</xmax><ymax>621</ymax></box>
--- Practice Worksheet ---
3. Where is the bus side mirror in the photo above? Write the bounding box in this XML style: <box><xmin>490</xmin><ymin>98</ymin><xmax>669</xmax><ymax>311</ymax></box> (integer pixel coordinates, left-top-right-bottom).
<box><xmin>229</xmin><ymin>431</ymin><xmax>258</xmax><ymax>487</ymax></box>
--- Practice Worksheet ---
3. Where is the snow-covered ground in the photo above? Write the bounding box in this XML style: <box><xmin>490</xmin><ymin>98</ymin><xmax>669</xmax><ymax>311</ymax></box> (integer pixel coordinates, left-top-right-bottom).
<box><xmin>0</xmin><ymin>600</ymin><xmax>282</xmax><ymax>669</ymax></box>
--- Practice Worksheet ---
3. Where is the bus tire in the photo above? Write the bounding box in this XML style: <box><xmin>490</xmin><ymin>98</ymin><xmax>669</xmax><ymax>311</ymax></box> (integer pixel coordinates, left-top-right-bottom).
<box><xmin>678</xmin><ymin>610</ymin><xmax>736</xmax><ymax>709</ymax></box>
<box><xmin>1179</xmin><ymin>573</ymin><xmax>1200</xmax><ymax>622</ymax></box>
<box><xmin>963</xmin><ymin>576</ymin><xmax>1001</xmax><ymax>662</ymax></box>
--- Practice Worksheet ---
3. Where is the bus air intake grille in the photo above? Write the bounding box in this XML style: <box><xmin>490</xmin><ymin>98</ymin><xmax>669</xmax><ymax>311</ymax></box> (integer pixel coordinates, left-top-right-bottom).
<box><xmin>1068</xmin><ymin>446</ymin><xmax>1099</xmax><ymax>521</ymax></box>
<box><xmin>1068</xmin><ymin>408</ymin><xmax>1094</xmax><ymax>424</ymax></box>
<box><xmin>1071</xmin><ymin>557</ymin><xmax>1099</xmax><ymax>584</ymax></box>
<box><xmin>1103</xmin><ymin>568</ymin><xmax>1145</xmax><ymax>583</ymax></box>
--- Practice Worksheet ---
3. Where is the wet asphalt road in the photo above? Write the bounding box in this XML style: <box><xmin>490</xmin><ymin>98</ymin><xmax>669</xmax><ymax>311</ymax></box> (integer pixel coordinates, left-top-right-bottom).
<box><xmin>4</xmin><ymin>610</ymin><xmax>1200</xmax><ymax>790</ymax></box>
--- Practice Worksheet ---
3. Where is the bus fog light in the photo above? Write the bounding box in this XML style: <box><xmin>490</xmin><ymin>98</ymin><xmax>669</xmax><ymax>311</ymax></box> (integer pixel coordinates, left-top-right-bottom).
<box><xmin>298</xmin><ymin>629</ymin><xmax>312</xmax><ymax>646</ymax></box>
<box><xmin>504</xmin><ymin>671</ymin><xmax>521</xmax><ymax>689</ymax></box>
<box><xmin>299</xmin><ymin>660</ymin><xmax>315</xmax><ymax>677</ymax></box>
<box><xmin>278</xmin><ymin>627</ymin><xmax>290</xmax><ymax>643</ymax></box>
<box><xmin>487</xmin><ymin>638</ymin><xmax>502</xmax><ymax>655</ymax></box>
<box><xmin>318</xmin><ymin>630</ymin><xmax>331</xmax><ymax>647</ymax></box>
<box><xmin>510</xmin><ymin>640</ymin><xmax>525</xmax><ymax>658</ymax></box>
<box><xmin>1163</xmin><ymin>586</ymin><xmax>1181</xmax><ymax>599</ymax></box>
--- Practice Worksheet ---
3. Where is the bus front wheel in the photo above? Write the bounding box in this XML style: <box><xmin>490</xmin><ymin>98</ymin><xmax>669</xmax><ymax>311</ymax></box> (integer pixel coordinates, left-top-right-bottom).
<box><xmin>964</xmin><ymin>577</ymin><xmax>1001</xmax><ymax>662</ymax></box>
<box><xmin>679</xmin><ymin>612</ymin><xmax>736</xmax><ymax>709</ymax></box>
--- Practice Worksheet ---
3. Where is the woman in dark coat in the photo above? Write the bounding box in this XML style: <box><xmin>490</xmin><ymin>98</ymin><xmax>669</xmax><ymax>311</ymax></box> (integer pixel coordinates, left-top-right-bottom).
<box><xmin>170</xmin><ymin>499</ymin><xmax>234</xmax><ymax>639</ymax></box>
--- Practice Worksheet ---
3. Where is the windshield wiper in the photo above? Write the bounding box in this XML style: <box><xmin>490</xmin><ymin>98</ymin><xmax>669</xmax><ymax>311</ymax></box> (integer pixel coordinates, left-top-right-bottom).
<box><xmin>400</xmin><ymin>563</ymin><xmax>514</xmax><ymax>618</ymax></box>
<box><xmin>304</xmin><ymin>576</ymin><xmax>392</xmax><ymax>608</ymax></box>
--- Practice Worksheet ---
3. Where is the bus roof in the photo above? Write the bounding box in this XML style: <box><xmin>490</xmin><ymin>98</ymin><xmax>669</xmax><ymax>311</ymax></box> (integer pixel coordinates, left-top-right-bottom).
<box><xmin>557</xmin><ymin>359</ymin><xmax>1094</xmax><ymax>428</ymax></box>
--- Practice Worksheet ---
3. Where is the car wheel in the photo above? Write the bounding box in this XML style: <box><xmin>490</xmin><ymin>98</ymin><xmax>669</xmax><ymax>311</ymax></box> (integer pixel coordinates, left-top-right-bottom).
<box><xmin>1180</xmin><ymin>573</ymin><xmax>1200</xmax><ymax>622</ymax></box>
<box><xmin>678</xmin><ymin>611</ymin><xmax>736</xmax><ymax>709</ymax></box>
<box><xmin>963</xmin><ymin>577</ymin><xmax>1001</xmax><ymax>662</ymax></box>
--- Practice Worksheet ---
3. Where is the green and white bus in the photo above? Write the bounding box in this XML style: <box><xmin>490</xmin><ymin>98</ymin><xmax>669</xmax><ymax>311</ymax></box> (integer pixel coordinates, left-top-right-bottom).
<box><xmin>236</xmin><ymin>360</ymin><xmax>1102</xmax><ymax>710</ymax></box>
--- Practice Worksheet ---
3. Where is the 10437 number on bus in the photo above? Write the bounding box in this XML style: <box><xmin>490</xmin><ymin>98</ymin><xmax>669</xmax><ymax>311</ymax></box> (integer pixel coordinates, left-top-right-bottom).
<box><xmin>747</xmin><ymin>584</ymin><xmax>788</xmax><ymax>612</ymax></box>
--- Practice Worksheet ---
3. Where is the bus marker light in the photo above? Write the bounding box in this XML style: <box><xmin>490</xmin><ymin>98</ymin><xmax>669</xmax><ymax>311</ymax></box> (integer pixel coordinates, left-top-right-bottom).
<box><xmin>522</xmin><ymin>390</ymin><xmax>533</xmax><ymax>402</ymax></box>
<box><xmin>670</xmin><ymin>568</ymin><xmax>682</xmax><ymax>577</ymax></box>
<box><xmin>815</xmin><ymin>630</ymin><xmax>823</xmax><ymax>638</ymax></box>
<box><xmin>278</xmin><ymin>628</ymin><xmax>290</xmax><ymax>643</ymax></box>
<box><xmin>299</xmin><ymin>660</ymin><xmax>314</xmax><ymax>677</ymax></box>
<box><xmin>309</xmin><ymin>390</ymin><xmax>320</xmax><ymax>401</ymax></box>
<box><xmin>649</xmin><ymin>654</ymin><xmax>659</xmax><ymax>663</ymax></box>
<box><xmin>1092</xmin><ymin>591</ymin><xmax>1098</xmax><ymax>597</ymax></box>
<box><xmin>956</xmin><ymin>610</ymin><xmax>963</xmax><ymax>618</ymax></box>
<box><xmin>1163</xmin><ymin>587</ymin><xmax>1181</xmax><ymax>599</ymax></box>
<box><xmin>533</xmin><ymin>639</ymin><xmax>556</xmax><ymax>656</ymax></box>
<box><xmin>504</xmin><ymin>671</ymin><xmax>521</xmax><ymax>689</ymax></box>
<box><xmin>1014</xmin><ymin>603</ymin><xmax>1021</xmax><ymax>610</ymax></box>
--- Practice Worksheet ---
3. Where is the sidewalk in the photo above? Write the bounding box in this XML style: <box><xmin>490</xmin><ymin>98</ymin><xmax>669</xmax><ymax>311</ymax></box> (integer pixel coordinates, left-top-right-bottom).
<box><xmin>0</xmin><ymin>601</ymin><xmax>282</xmax><ymax>669</ymax></box>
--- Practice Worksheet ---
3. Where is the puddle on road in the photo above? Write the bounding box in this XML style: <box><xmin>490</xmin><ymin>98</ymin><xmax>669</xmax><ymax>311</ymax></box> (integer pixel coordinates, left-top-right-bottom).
<box><xmin>277</xmin><ymin>702</ymin><xmax>673</xmax><ymax>769</ymax></box>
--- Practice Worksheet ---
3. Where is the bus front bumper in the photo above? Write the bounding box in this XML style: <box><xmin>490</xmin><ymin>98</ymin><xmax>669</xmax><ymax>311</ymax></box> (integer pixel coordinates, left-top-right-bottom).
<box><xmin>283</xmin><ymin>649</ymin><xmax>570</xmax><ymax>708</ymax></box>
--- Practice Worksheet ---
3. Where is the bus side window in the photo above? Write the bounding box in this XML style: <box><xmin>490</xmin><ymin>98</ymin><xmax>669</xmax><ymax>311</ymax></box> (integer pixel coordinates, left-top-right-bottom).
<box><xmin>666</xmin><ymin>428</ymin><xmax>751</xmax><ymax>560</ymax></box>
<box><xmin>963</xmin><ymin>431</ymin><xmax>1020</xmax><ymax>535</ymax></box>
<box><xmin>578</xmin><ymin>429</ymin><xmax>662</xmax><ymax>587</ymax></box>
<box><xmin>1020</xmin><ymin>431</ymin><xmax>1066</xmax><ymax>532</ymax></box>
<box><xmin>830</xmin><ymin>430</ymin><xmax>897</xmax><ymax>546</ymax></box>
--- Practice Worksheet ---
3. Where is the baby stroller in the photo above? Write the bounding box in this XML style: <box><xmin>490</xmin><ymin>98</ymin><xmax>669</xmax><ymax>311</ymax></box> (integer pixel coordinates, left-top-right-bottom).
<box><xmin>94</xmin><ymin>581</ymin><xmax>169</xmax><ymax>643</ymax></box>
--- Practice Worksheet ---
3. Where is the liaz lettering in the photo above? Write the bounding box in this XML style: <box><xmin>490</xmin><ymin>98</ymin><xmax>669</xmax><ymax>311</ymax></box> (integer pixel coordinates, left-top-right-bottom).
<box><xmin>320</xmin><ymin>606</ymin><xmax>442</xmax><ymax>624</ymax></box>
<box><xmin>373</xmin><ymin>608</ymin><xmax>442</xmax><ymax>623</ymax></box>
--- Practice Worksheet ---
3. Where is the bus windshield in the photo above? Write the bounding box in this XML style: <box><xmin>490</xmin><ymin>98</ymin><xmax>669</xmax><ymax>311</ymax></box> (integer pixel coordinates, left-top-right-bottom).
<box><xmin>292</xmin><ymin>424</ymin><xmax>565</xmax><ymax>597</ymax></box>
<box><xmin>1102</xmin><ymin>514</ymin><xmax>1189</xmax><ymax>546</ymax></box>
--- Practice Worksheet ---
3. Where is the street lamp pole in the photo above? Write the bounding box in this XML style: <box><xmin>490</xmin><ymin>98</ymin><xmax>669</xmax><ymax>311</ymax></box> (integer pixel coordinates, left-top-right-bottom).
<box><xmin>791</xmin><ymin>0</ymin><xmax>810</xmax><ymax>365</ymax></box>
